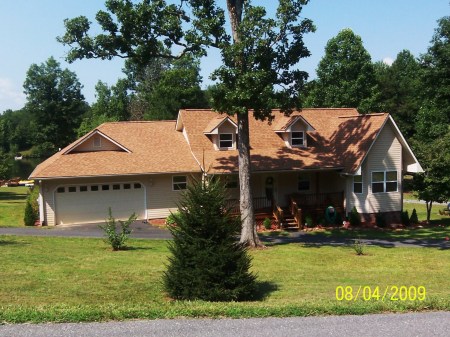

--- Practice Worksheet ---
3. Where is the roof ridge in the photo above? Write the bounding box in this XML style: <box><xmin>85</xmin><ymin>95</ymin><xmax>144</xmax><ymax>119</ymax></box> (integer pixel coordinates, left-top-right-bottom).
<box><xmin>338</xmin><ymin>113</ymin><xmax>386</xmax><ymax>118</ymax></box>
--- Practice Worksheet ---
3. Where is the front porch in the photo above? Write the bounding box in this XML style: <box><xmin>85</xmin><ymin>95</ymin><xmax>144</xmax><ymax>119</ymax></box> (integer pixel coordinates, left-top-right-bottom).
<box><xmin>226</xmin><ymin>191</ymin><xmax>345</xmax><ymax>229</ymax></box>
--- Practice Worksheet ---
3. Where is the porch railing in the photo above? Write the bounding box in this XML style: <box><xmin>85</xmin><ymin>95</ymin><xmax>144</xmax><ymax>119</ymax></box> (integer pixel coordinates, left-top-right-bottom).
<box><xmin>290</xmin><ymin>191</ymin><xmax>344</xmax><ymax>211</ymax></box>
<box><xmin>225</xmin><ymin>196</ymin><xmax>272</xmax><ymax>215</ymax></box>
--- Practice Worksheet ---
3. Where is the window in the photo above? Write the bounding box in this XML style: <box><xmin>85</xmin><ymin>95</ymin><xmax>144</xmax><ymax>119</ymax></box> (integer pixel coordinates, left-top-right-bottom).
<box><xmin>219</xmin><ymin>133</ymin><xmax>233</xmax><ymax>149</ymax></box>
<box><xmin>102</xmin><ymin>184</ymin><xmax>110</xmax><ymax>191</ymax></box>
<box><xmin>134</xmin><ymin>183</ymin><xmax>142</xmax><ymax>189</ymax></box>
<box><xmin>57</xmin><ymin>187</ymin><xmax>65</xmax><ymax>193</ymax></box>
<box><xmin>123</xmin><ymin>183</ymin><xmax>131</xmax><ymax>190</ymax></box>
<box><xmin>80</xmin><ymin>186</ymin><xmax>88</xmax><ymax>192</ymax></box>
<box><xmin>291</xmin><ymin>131</ymin><xmax>304</xmax><ymax>147</ymax></box>
<box><xmin>298</xmin><ymin>174</ymin><xmax>310</xmax><ymax>191</ymax></box>
<box><xmin>91</xmin><ymin>185</ymin><xmax>99</xmax><ymax>191</ymax></box>
<box><xmin>93</xmin><ymin>136</ymin><xmax>101</xmax><ymax>148</ymax></box>
<box><xmin>225</xmin><ymin>175</ymin><xmax>238</xmax><ymax>189</ymax></box>
<box><xmin>371</xmin><ymin>171</ymin><xmax>397</xmax><ymax>193</ymax></box>
<box><xmin>173</xmin><ymin>175</ymin><xmax>187</xmax><ymax>190</ymax></box>
<box><xmin>68</xmin><ymin>186</ymin><xmax>76</xmax><ymax>193</ymax></box>
<box><xmin>112</xmin><ymin>184</ymin><xmax>120</xmax><ymax>190</ymax></box>
<box><xmin>353</xmin><ymin>175</ymin><xmax>363</xmax><ymax>194</ymax></box>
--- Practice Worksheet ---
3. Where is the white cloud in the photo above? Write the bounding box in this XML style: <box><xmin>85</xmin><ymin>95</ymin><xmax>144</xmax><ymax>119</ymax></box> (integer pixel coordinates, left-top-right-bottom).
<box><xmin>0</xmin><ymin>78</ymin><xmax>26</xmax><ymax>112</ymax></box>
<box><xmin>382</xmin><ymin>57</ymin><xmax>394</xmax><ymax>66</ymax></box>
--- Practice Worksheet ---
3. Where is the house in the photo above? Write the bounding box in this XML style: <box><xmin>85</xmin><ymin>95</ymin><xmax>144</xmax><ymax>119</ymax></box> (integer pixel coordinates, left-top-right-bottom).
<box><xmin>30</xmin><ymin>108</ymin><xmax>423</xmax><ymax>227</ymax></box>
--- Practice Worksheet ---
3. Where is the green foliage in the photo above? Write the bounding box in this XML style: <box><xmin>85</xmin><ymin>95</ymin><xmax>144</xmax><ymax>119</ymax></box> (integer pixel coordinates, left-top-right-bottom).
<box><xmin>263</xmin><ymin>217</ymin><xmax>272</xmax><ymax>230</ymax></box>
<box><xmin>164</xmin><ymin>178</ymin><xmax>256</xmax><ymax>301</ymax></box>
<box><xmin>401</xmin><ymin>211</ymin><xmax>411</xmax><ymax>227</ymax></box>
<box><xmin>305</xmin><ymin>28</ymin><xmax>380</xmax><ymax>113</ymax></box>
<box><xmin>30</xmin><ymin>142</ymin><xmax>57</xmax><ymax>158</ymax></box>
<box><xmin>23</xmin><ymin>187</ymin><xmax>39</xmax><ymax>226</ymax></box>
<box><xmin>304</xmin><ymin>214</ymin><xmax>313</xmax><ymax>228</ymax></box>
<box><xmin>0</xmin><ymin>151</ymin><xmax>11</xmax><ymax>179</ymax></box>
<box><xmin>23</xmin><ymin>57</ymin><xmax>88</xmax><ymax>149</ymax></box>
<box><xmin>410</xmin><ymin>208</ymin><xmax>419</xmax><ymax>225</ymax></box>
<box><xmin>99</xmin><ymin>208</ymin><xmax>136</xmax><ymax>251</ymax></box>
<box><xmin>412</xmin><ymin>131</ymin><xmax>450</xmax><ymax>221</ymax></box>
<box><xmin>375</xmin><ymin>50</ymin><xmax>422</xmax><ymax>138</ymax></box>
<box><xmin>349</xmin><ymin>206</ymin><xmax>361</xmax><ymax>227</ymax></box>
<box><xmin>375</xmin><ymin>211</ymin><xmax>386</xmax><ymax>228</ymax></box>
<box><xmin>165</xmin><ymin>212</ymin><xmax>180</xmax><ymax>226</ymax></box>
<box><xmin>353</xmin><ymin>237</ymin><xmax>366</xmax><ymax>256</ymax></box>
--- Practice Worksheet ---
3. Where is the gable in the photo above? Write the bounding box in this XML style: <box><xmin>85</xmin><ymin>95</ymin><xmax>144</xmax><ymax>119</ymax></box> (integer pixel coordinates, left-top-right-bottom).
<box><xmin>64</xmin><ymin>130</ymin><xmax>130</xmax><ymax>154</ymax></box>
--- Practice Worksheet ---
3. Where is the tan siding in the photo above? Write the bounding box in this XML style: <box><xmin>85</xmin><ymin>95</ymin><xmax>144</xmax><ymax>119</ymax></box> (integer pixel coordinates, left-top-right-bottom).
<box><xmin>73</xmin><ymin>135</ymin><xmax>122</xmax><ymax>152</ymax></box>
<box><xmin>347</xmin><ymin>123</ymin><xmax>402</xmax><ymax>214</ymax></box>
<box><xmin>147</xmin><ymin>173</ymin><xmax>202</xmax><ymax>219</ymax></box>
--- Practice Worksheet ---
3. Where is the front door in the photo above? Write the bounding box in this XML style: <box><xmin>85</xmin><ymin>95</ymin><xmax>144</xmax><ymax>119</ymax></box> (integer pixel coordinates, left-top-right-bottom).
<box><xmin>263</xmin><ymin>174</ymin><xmax>278</xmax><ymax>204</ymax></box>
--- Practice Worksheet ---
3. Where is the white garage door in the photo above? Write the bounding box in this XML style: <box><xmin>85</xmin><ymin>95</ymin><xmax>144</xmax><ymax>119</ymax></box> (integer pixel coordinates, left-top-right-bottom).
<box><xmin>55</xmin><ymin>182</ymin><xmax>146</xmax><ymax>225</ymax></box>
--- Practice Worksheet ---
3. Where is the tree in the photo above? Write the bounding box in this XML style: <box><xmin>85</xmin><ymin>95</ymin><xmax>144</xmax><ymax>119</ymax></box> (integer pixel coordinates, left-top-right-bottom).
<box><xmin>420</xmin><ymin>16</ymin><xmax>450</xmax><ymax>122</ymax></box>
<box><xmin>124</xmin><ymin>55</ymin><xmax>208</xmax><ymax>120</ymax></box>
<box><xmin>77</xmin><ymin>79</ymin><xmax>129</xmax><ymax>136</ymax></box>
<box><xmin>58</xmin><ymin>0</ymin><xmax>314</xmax><ymax>247</ymax></box>
<box><xmin>305</xmin><ymin>28</ymin><xmax>380</xmax><ymax>113</ymax></box>
<box><xmin>164</xmin><ymin>178</ymin><xmax>256</xmax><ymax>301</ymax></box>
<box><xmin>375</xmin><ymin>50</ymin><xmax>421</xmax><ymax>138</ymax></box>
<box><xmin>23</xmin><ymin>57</ymin><xmax>88</xmax><ymax>149</ymax></box>
<box><xmin>412</xmin><ymin>131</ymin><xmax>450</xmax><ymax>222</ymax></box>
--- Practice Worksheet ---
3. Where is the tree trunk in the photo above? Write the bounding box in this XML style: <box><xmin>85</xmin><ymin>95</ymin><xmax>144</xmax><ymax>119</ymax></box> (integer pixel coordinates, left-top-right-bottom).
<box><xmin>426</xmin><ymin>201</ymin><xmax>433</xmax><ymax>224</ymax></box>
<box><xmin>237</xmin><ymin>112</ymin><xmax>262</xmax><ymax>247</ymax></box>
<box><xmin>227</xmin><ymin>0</ymin><xmax>262</xmax><ymax>247</ymax></box>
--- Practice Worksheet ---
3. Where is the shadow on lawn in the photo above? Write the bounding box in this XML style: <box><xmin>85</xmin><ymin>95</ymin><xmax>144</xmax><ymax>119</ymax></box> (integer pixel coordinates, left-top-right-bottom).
<box><xmin>252</xmin><ymin>281</ymin><xmax>278</xmax><ymax>301</ymax></box>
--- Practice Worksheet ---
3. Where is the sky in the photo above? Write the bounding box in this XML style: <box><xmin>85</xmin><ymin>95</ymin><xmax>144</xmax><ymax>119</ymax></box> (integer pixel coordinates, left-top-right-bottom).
<box><xmin>0</xmin><ymin>0</ymin><xmax>448</xmax><ymax>113</ymax></box>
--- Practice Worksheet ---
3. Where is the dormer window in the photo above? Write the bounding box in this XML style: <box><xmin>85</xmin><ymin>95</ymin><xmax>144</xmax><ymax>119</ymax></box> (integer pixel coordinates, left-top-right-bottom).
<box><xmin>219</xmin><ymin>133</ymin><xmax>234</xmax><ymax>149</ymax></box>
<box><xmin>291</xmin><ymin>132</ymin><xmax>304</xmax><ymax>147</ymax></box>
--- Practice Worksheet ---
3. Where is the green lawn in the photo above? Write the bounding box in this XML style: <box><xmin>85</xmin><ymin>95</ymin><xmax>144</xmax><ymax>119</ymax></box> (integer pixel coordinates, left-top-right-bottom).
<box><xmin>0</xmin><ymin>186</ymin><xmax>29</xmax><ymax>227</ymax></box>
<box><xmin>0</xmin><ymin>236</ymin><xmax>448</xmax><ymax>323</ymax></box>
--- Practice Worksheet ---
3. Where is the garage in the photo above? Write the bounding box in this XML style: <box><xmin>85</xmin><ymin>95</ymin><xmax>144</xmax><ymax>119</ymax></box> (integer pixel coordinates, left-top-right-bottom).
<box><xmin>54</xmin><ymin>182</ymin><xmax>146</xmax><ymax>225</ymax></box>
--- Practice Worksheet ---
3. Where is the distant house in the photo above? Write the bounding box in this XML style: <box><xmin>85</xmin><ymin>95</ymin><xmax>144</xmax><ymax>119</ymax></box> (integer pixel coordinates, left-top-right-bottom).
<box><xmin>30</xmin><ymin>108</ymin><xmax>422</xmax><ymax>226</ymax></box>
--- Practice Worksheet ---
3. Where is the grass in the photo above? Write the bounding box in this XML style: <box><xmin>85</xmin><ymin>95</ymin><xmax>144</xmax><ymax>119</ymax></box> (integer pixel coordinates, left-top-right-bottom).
<box><xmin>0</xmin><ymin>186</ymin><xmax>29</xmax><ymax>227</ymax></box>
<box><xmin>0</xmin><ymin>236</ymin><xmax>449</xmax><ymax>323</ymax></box>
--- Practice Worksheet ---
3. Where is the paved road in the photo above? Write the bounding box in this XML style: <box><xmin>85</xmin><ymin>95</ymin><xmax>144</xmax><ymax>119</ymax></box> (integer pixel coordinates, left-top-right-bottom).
<box><xmin>1</xmin><ymin>312</ymin><xmax>449</xmax><ymax>337</ymax></box>
<box><xmin>1</xmin><ymin>222</ymin><xmax>449</xmax><ymax>249</ymax></box>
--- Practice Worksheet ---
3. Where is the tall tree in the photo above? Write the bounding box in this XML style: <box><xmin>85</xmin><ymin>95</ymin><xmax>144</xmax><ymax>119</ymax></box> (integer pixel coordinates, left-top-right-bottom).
<box><xmin>305</xmin><ymin>28</ymin><xmax>380</xmax><ymax>113</ymax></box>
<box><xmin>124</xmin><ymin>55</ymin><xmax>207</xmax><ymax>120</ymax></box>
<box><xmin>375</xmin><ymin>50</ymin><xmax>421</xmax><ymax>138</ymax></box>
<box><xmin>58</xmin><ymin>0</ymin><xmax>314</xmax><ymax>247</ymax></box>
<box><xmin>77</xmin><ymin>79</ymin><xmax>130</xmax><ymax>136</ymax></box>
<box><xmin>23</xmin><ymin>57</ymin><xmax>88</xmax><ymax>149</ymax></box>
<box><xmin>420</xmin><ymin>16</ymin><xmax>450</xmax><ymax>122</ymax></box>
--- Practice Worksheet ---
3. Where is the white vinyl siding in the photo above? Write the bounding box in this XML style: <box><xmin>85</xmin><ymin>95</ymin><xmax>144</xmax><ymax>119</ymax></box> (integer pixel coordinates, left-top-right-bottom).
<box><xmin>346</xmin><ymin>122</ymin><xmax>402</xmax><ymax>214</ymax></box>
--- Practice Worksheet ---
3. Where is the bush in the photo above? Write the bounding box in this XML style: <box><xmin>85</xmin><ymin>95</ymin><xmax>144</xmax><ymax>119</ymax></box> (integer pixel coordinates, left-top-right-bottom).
<box><xmin>99</xmin><ymin>208</ymin><xmax>136</xmax><ymax>251</ymax></box>
<box><xmin>263</xmin><ymin>217</ymin><xmax>272</xmax><ymax>230</ymax></box>
<box><xmin>353</xmin><ymin>237</ymin><xmax>366</xmax><ymax>256</ymax></box>
<box><xmin>304</xmin><ymin>214</ymin><xmax>313</xmax><ymax>228</ymax></box>
<box><xmin>164</xmin><ymin>178</ymin><xmax>256</xmax><ymax>302</ymax></box>
<box><xmin>401</xmin><ymin>211</ymin><xmax>410</xmax><ymax>226</ymax></box>
<box><xmin>410</xmin><ymin>208</ymin><xmax>419</xmax><ymax>225</ymax></box>
<box><xmin>375</xmin><ymin>211</ymin><xmax>386</xmax><ymax>228</ymax></box>
<box><xmin>23</xmin><ymin>187</ymin><xmax>39</xmax><ymax>226</ymax></box>
<box><xmin>165</xmin><ymin>212</ymin><xmax>180</xmax><ymax>226</ymax></box>
<box><xmin>349</xmin><ymin>206</ymin><xmax>361</xmax><ymax>227</ymax></box>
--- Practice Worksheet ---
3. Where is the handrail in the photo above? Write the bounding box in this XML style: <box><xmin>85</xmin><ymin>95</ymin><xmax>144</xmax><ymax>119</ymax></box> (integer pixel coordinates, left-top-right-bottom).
<box><xmin>273</xmin><ymin>205</ymin><xmax>284</xmax><ymax>227</ymax></box>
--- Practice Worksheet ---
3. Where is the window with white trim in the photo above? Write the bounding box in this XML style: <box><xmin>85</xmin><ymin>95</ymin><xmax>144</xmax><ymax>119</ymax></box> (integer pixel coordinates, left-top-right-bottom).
<box><xmin>219</xmin><ymin>133</ymin><xmax>233</xmax><ymax>149</ymax></box>
<box><xmin>353</xmin><ymin>174</ymin><xmax>363</xmax><ymax>194</ymax></box>
<box><xmin>371</xmin><ymin>171</ymin><xmax>397</xmax><ymax>193</ymax></box>
<box><xmin>173</xmin><ymin>175</ymin><xmax>187</xmax><ymax>190</ymax></box>
<box><xmin>291</xmin><ymin>131</ymin><xmax>304</xmax><ymax>147</ymax></box>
